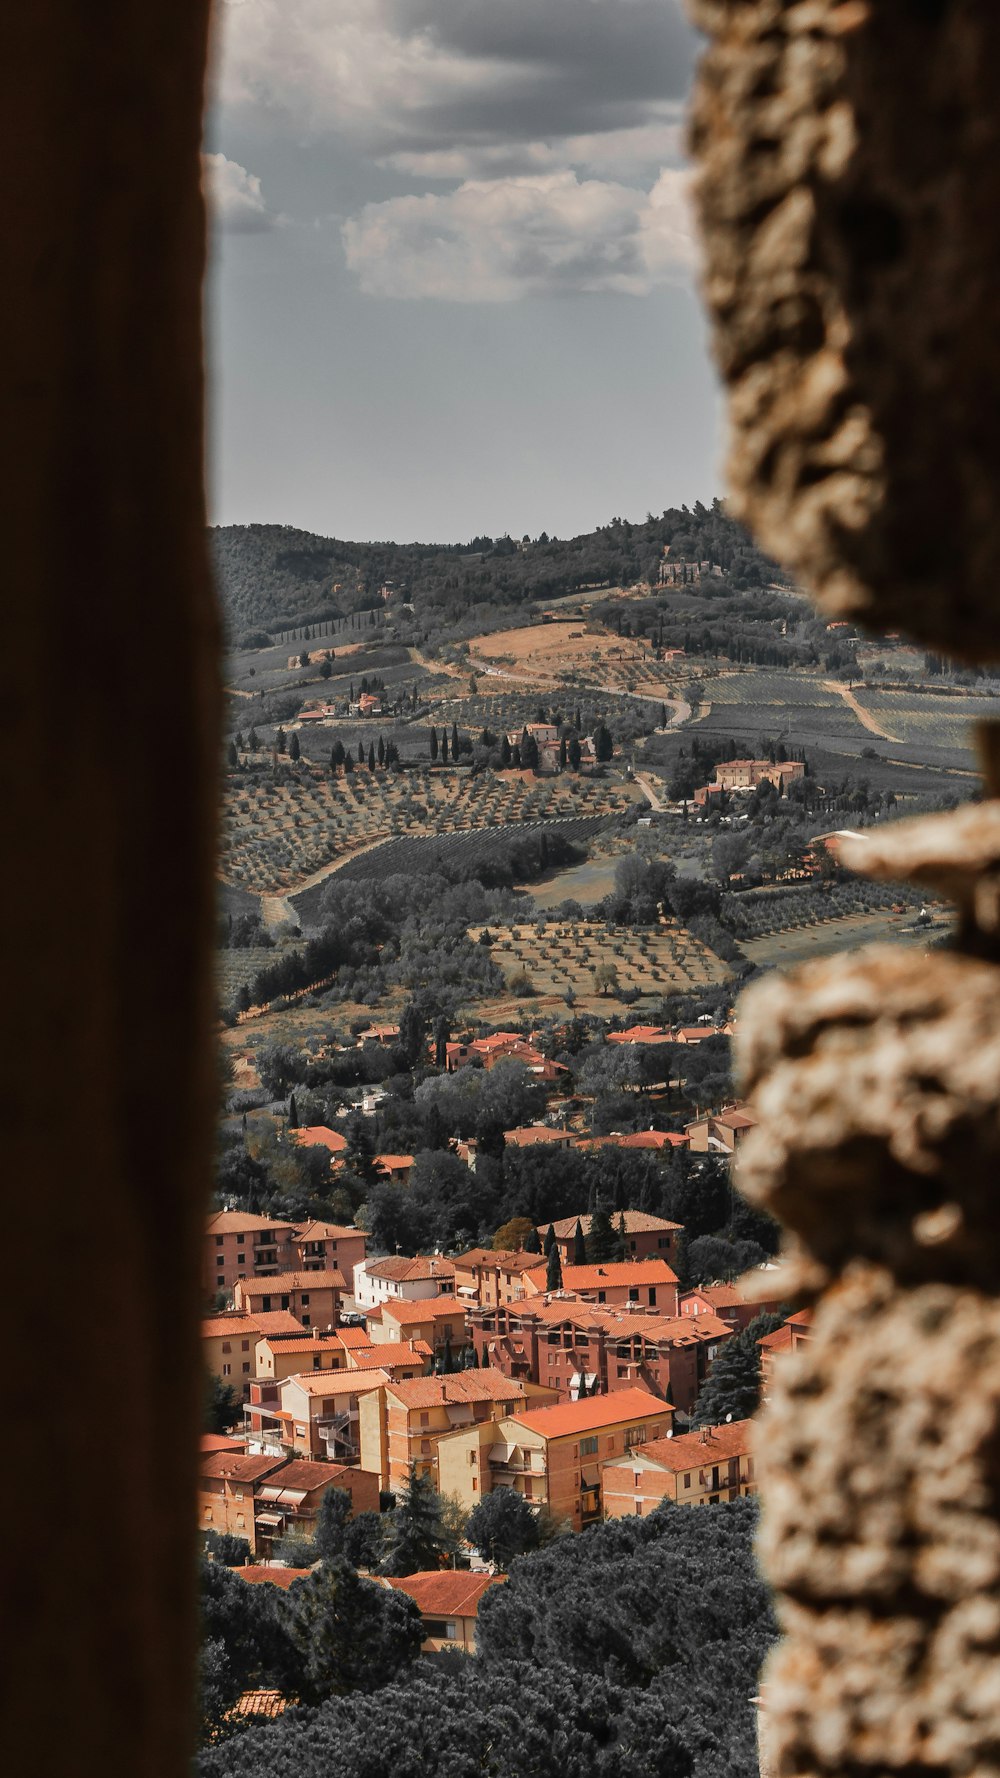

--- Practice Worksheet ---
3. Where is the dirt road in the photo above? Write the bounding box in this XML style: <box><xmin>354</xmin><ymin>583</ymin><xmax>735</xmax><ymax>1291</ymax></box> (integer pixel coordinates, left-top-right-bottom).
<box><xmin>823</xmin><ymin>680</ymin><xmax>901</xmax><ymax>742</ymax></box>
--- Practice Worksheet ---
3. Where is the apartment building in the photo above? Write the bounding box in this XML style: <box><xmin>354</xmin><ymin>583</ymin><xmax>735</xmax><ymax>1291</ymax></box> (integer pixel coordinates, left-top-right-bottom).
<box><xmin>234</xmin><ymin>1268</ymin><xmax>345</xmax><ymax>1327</ymax></box>
<box><xmin>451</xmin><ymin>1248</ymin><xmax>543</xmax><ymax>1309</ymax></box>
<box><xmin>469</xmin><ymin>1299</ymin><xmax>731</xmax><ymax>1419</ymax></box>
<box><xmin>201</xmin><ymin>1309</ymin><xmax>302</xmax><ymax>1390</ymax></box>
<box><xmin>359</xmin><ymin>1370</ymin><xmax>554</xmax><ymax>1494</ymax></box>
<box><xmin>353</xmin><ymin>1254</ymin><xmax>456</xmax><ymax>1312</ymax></box>
<box><xmin>246</xmin><ymin>1368</ymin><xmax>388</xmax><ymax>1464</ymax></box>
<box><xmin>370</xmin><ymin>1294</ymin><xmax>469</xmax><ymax>1355</ymax></box>
<box><xmin>680</xmin><ymin>1282</ymin><xmax>785</xmax><ymax>1333</ymax></box>
<box><xmin>438</xmin><ymin>1386</ymin><xmax>673</xmax><ymax>1530</ymax></box>
<box><xmin>198</xmin><ymin>1452</ymin><xmax>285</xmax><ymax>1550</ymax></box>
<box><xmin>684</xmin><ymin>1108</ymin><xmax>758</xmax><ymax>1153</ymax></box>
<box><xmin>602</xmin><ymin>1420</ymin><xmax>756</xmax><ymax>1516</ymax></box>
<box><xmin>292</xmin><ymin>1220</ymin><xmax>366</xmax><ymax>1279</ymax></box>
<box><xmin>252</xmin><ymin>1458</ymin><xmax>380</xmax><ymax>1556</ymax></box>
<box><xmin>520</xmin><ymin>1258</ymin><xmax>680</xmax><ymax>1316</ymax></box>
<box><xmin>202</xmin><ymin>1210</ymin><xmax>365</xmax><ymax>1303</ymax></box>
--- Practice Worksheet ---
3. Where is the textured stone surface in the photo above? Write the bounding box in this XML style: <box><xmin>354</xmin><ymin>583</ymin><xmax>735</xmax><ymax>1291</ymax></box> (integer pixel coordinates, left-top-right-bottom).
<box><xmin>736</xmin><ymin>945</ymin><xmax>1000</xmax><ymax>1289</ymax></box>
<box><xmin>757</xmin><ymin>1274</ymin><xmax>1000</xmax><ymax>1778</ymax></box>
<box><xmin>686</xmin><ymin>0</ymin><xmax>1000</xmax><ymax>658</ymax></box>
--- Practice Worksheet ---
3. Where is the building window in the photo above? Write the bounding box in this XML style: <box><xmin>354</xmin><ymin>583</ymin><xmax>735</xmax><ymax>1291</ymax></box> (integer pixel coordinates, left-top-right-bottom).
<box><xmin>242</xmin><ymin>1362</ymin><xmax>250</xmax><ymax>1374</ymax></box>
<box><xmin>419</xmin><ymin>1412</ymin><xmax>430</xmax><ymax>1427</ymax></box>
<box><xmin>579</xmin><ymin>1436</ymin><xmax>598</xmax><ymax>1456</ymax></box>
<box><xmin>684</xmin><ymin>1473</ymin><xmax>691</xmax><ymax>1489</ymax></box>
<box><xmin>424</xmin><ymin>1620</ymin><xmax>457</xmax><ymax>1640</ymax></box>
<box><xmin>301</xmin><ymin>1294</ymin><xmax>310</xmax><ymax>1306</ymax></box>
<box><xmin>241</xmin><ymin>1340</ymin><xmax>250</xmax><ymax>1352</ymax></box>
<box><xmin>261</xmin><ymin>1296</ymin><xmax>271</xmax><ymax>1311</ymax></box>
<box><xmin>628</xmin><ymin>1288</ymin><xmax>639</xmax><ymax>1302</ymax></box>
<box><xmin>625</xmin><ymin>1426</ymin><xmax>646</xmax><ymax>1447</ymax></box>
<box><xmin>216</xmin><ymin>1276</ymin><xmax>225</xmax><ymax>1286</ymax></box>
<box><xmin>222</xmin><ymin>1364</ymin><xmax>231</xmax><ymax>1376</ymax></box>
<box><xmin>221</xmin><ymin>1342</ymin><xmax>231</xmax><ymax>1354</ymax></box>
<box><xmin>302</xmin><ymin>1315</ymin><xmax>311</xmax><ymax>1327</ymax></box>
<box><xmin>597</xmin><ymin>1291</ymin><xmax>606</xmax><ymax>1303</ymax></box>
<box><xmin>215</xmin><ymin>1235</ymin><xmax>224</xmax><ymax>1246</ymax></box>
<box><xmin>281</xmin><ymin>1295</ymin><xmax>290</xmax><ymax>1310</ymax></box>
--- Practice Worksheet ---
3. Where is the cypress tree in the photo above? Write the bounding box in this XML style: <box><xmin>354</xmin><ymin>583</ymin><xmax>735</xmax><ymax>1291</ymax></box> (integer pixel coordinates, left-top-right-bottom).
<box><xmin>288</xmin><ymin>1093</ymin><xmax>299</xmax><ymax>1129</ymax></box>
<box><xmin>587</xmin><ymin>1201</ymin><xmax>617</xmax><ymax>1262</ymax></box>
<box><xmin>441</xmin><ymin>730</ymin><xmax>449</xmax><ymax>762</ymax></box>
<box><xmin>377</xmin><ymin>735</ymin><xmax>385</xmax><ymax>766</ymax></box>
<box><xmin>368</xmin><ymin>742</ymin><xmax>376</xmax><ymax>770</ymax></box>
<box><xmin>289</xmin><ymin>731</ymin><xmax>301</xmax><ymax>762</ymax></box>
<box><xmin>543</xmin><ymin>1223</ymin><xmax>557</xmax><ymax>1257</ymax></box>
<box><xmin>572</xmin><ymin>1219</ymin><xmax>587</xmax><ymax>1265</ymax></box>
<box><xmin>358</xmin><ymin>740</ymin><xmax>365</xmax><ymax>764</ymax></box>
<box><xmin>227</xmin><ymin>740</ymin><xmax>239</xmax><ymax>769</ymax></box>
<box><xmin>546</xmin><ymin>1242</ymin><xmax>563</xmax><ymax>1291</ymax></box>
<box><xmin>501</xmin><ymin>735</ymin><xmax>511</xmax><ymax>767</ymax></box>
<box><xmin>430</xmin><ymin>726</ymin><xmax>439</xmax><ymax>761</ymax></box>
<box><xmin>451</xmin><ymin>721</ymin><xmax>459</xmax><ymax>756</ymax></box>
<box><xmin>524</xmin><ymin>1225</ymin><xmax>541</xmax><ymax>1255</ymax></box>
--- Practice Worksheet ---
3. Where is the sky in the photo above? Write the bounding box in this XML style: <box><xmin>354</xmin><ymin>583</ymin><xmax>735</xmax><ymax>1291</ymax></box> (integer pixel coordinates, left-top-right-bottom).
<box><xmin>205</xmin><ymin>0</ymin><xmax>722</xmax><ymax>544</ymax></box>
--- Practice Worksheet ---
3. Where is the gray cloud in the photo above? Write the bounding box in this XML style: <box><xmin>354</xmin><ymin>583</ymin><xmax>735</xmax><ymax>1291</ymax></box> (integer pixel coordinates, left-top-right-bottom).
<box><xmin>342</xmin><ymin>167</ymin><xmax>695</xmax><ymax>301</ymax></box>
<box><xmin>203</xmin><ymin>151</ymin><xmax>278</xmax><ymax>232</ymax></box>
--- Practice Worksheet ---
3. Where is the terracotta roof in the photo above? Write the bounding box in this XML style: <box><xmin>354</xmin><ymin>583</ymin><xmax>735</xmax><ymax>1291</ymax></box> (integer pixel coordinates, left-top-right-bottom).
<box><xmin>337</xmin><ymin>1326</ymin><xmax>372</xmax><ymax>1347</ymax></box>
<box><xmin>348</xmin><ymin>1342</ymin><xmax>428</xmax><ymax>1370</ymax></box>
<box><xmin>293</xmin><ymin>1220</ymin><xmax>363</xmax><ymax>1241</ymax></box>
<box><xmin>539</xmin><ymin>1212</ymin><xmax>682</xmax><ymax>1241</ymax></box>
<box><xmin>683</xmin><ymin>1284</ymin><xmax>745</xmax><ymax>1310</ymax></box>
<box><xmin>265</xmin><ymin>1459</ymin><xmax>359</xmax><ymax>1492</ymax></box>
<box><xmin>239</xmin><ymin>1269</ymin><xmax>346</xmax><ymax>1294</ymax></box>
<box><xmin>385</xmin><ymin>1571</ymin><xmax>505</xmax><ymax>1617</ymax></box>
<box><xmin>201</xmin><ymin>1313</ymin><xmax>264</xmax><ymax>1340</ymax></box>
<box><xmin>512</xmin><ymin>1385</ymin><xmax>669</xmax><ymax>1439</ymax></box>
<box><xmin>759</xmin><ymin>1325</ymin><xmax>793</xmax><ymax>1355</ymax></box>
<box><xmin>199</xmin><ymin>1453</ymin><xmax>285</xmax><ymax>1483</ymax></box>
<box><xmin>387</xmin><ymin>1371</ymin><xmax>525</xmax><ymax>1409</ymax></box>
<box><xmin>527</xmin><ymin>1259</ymin><xmax>679</xmax><ymax>1291</ymax></box>
<box><xmin>504</xmin><ymin>1124</ymin><xmax>572</xmax><ymax>1146</ymax></box>
<box><xmin>606</xmin><ymin>1025</ymin><xmax>672</xmax><ymax>1044</ymax></box>
<box><xmin>364</xmin><ymin>1255</ymin><xmax>455</xmax><ymax>1284</ymax></box>
<box><xmin>622</xmin><ymin>1420</ymin><xmax>753</xmax><ymax>1471</ymax></box>
<box><xmin>614</xmin><ymin>1131</ymin><xmax>689</xmax><ymax>1151</ymax></box>
<box><xmin>292</xmin><ymin>1126</ymin><xmax>349</xmax><ymax>1154</ymax></box>
<box><xmin>201</xmin><ymin>1434</ymin><xmax>245</xmax><ymax>1453</ymax></box>
<box><xmin>239</xmin><ymin>1568</ymin><xmax>312</xmax><ymax>1589</ymax></box>
<box><xmin>257</xmin><ymin>1334</ymin><xmax>343</xmax><ymax>1356</ymax></box>
<box><xmin>285</xmin><ymin>1370</ymin><xmax>387</xmax><ymax>1397</ymax></box>
<box><xmin>228</xmin><ymin>1689</ymin><xmax>290</xmax><ymax>1718</ymax></box>
<box><xmin>206</xmin><ymin>1212</ymin><xmax>294</xmax><ymax>1235</ymax></box>
<box><xmin>453</xmin><ymin>1247</ymin><xmax>520</xmax><ymax>1269</ymax></box>
<box><xmin>375</xmin><ymin>1154</ymin><xmax>415</xmax><ymax>1172</ymax></box>
<box><xmin>381</xmin><ymin>1295</ymin><xmax>468</xmax><ymax>1325</ymax></box>
<box><xmin>712</xmin><ymin>1109</ymin><xmax>756</xmax><ymax>1130</ymax></box>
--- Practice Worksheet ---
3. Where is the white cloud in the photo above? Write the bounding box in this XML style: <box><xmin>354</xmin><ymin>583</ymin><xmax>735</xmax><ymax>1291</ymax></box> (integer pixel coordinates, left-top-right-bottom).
<box><xmin>342</xmin><ymin>168</ymin><xmax>696</xmax><ymax>301</ymax></box>
<box><xmin>203</xmin><ymin>152</ymin><xmax>277</xmax><ymax>232</ymax></box>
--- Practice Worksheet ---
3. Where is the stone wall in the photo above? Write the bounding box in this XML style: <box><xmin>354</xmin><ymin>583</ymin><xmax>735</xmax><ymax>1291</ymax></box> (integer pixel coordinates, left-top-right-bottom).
<box><xmin>686</xmin><ymin>4</ymin><xmax>1000</xmax><ymax>1775</ymax></box>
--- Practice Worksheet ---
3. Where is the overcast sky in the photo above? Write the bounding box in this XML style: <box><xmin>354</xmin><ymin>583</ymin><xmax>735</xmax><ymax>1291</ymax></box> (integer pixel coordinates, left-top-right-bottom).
<box><xmin>205</xmin><ymin>0</ymin><xmax>721</xmax><ymax>543</ymax></box>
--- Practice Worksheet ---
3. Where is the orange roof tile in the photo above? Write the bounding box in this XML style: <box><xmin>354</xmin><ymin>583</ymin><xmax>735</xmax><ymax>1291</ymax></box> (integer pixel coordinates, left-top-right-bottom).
<box><xmin>206</xmin><ymin>1212</ymin><xmax>294</xmax><ymax>1235</ymax></box>
<box><xmin>292</xmin><ymin>1126</ymin><xmax>349</xmax><ymax>1154</ymax></box>
<box><xmin>527</xmin><ymin>1259</ymin><xmax>679</xmax><ymax>1291</ymax></box>
<box><xmin>285</xmin><ymin>1370</ymin><xmax>387</xmax><ymax>1397</ymax></box>
<box><xmin>539</xmin><ymin>1212</ymin><xmax>682</xmax><ymax>1242</ymax></box>
<box><xmin>238</xmin><ymin>1269</ymin><xmax>346</xmax><ymax>1294</ymax></box>
<box><xmin>364</xmin><ymin>1255</ymin><xmax>455</xmax><ymax>1284</ymax></box>
<box><xmin>265</xmin><ymin>1459</ymin><xmax>364</xmax><ymax>1492</ymax></box>
<box><xmin>385</xmin><ymin>1571</ymin><xmax>505</xmax><ymax>1617</ymax></box>
<box><xmin>381</xmin><ymin>1295</ymin><xmax>468</xmax><ymax>1325</ymax></box>
<box><xmin>387</xmin><ymin>1371</ymin><xmax>525</xmax><ymax>1409</ymax></box>
<box><xmin>620</xmin><ymin>1420</ymin><xmax>753</xmax><ymax>1471</ymax></box>
<box><xmin>511</xmin><ymin>1385</ymin><xmax>669</xmax><ymax>1439</ymax></box>
<box><xmin>348</xmin><ymin>1342</ymin><xmax>427</xmax><ymax>1370</ymax></box>
<box><xmin>199</xmin><ymin>1453</ymin><xmax>285</xmax><ymax>1483</ymax></box>
<box><xmin>293</xmin><ymin>1220</ymin><xmax>364</xmax><ymax>1241</ymax></box>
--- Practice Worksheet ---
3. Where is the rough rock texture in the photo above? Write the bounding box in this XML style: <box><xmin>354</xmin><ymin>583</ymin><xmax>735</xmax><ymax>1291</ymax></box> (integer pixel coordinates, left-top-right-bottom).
<box><xmin>686</xmin><ymin>0</ymin><xmax>1000</xmax><ymax>659</ymax></box>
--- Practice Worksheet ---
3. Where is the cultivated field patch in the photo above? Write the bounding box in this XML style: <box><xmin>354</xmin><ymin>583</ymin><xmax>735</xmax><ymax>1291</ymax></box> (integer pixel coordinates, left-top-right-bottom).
<box><xmin>469</xmin><ymin>917</ymin><xmax>731</xmax><ymax>1008</ymax></box>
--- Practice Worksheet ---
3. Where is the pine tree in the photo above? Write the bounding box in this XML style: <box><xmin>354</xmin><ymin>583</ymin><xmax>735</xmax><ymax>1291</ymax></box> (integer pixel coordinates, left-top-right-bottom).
<box><xmin>546</xmin><ymin>1242</ymin><xmax>563</xmax><ymax>1291</ymax></box>
<box><xmin>227</xmin><ymin>740</ymin><xmax>239</xmax><ymax>769</ymax></box>
<box><xmin>572</xmin><ymin>1219</ymin><xmax>587</xmax><ymax>1265</ymax></box>
<box><xmin>691</xmin><ymin>1314</ymin><xmax>784</xmax><ymax>1428</ymax></box>
<box><xmin>587</xmin><ymin>1201</ymin><xmax>617</xmax><ymax>1262</ymax></box>
<box><xmin>313</xmin><ymin>1486</ymin><xmax>352</xmax><ymax>1560</ymax></box>
<box><xmin>380</xmin><ymin>1467</ymin><xmax>455</xmax><ymax>1576</ymax></box>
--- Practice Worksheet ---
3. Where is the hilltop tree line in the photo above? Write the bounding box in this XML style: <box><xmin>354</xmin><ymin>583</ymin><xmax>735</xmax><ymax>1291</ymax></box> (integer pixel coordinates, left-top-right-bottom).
<box><xmin>210</xmin><ymin>501</ymin><xmax>781</xmax><ymax>636</ymax></box>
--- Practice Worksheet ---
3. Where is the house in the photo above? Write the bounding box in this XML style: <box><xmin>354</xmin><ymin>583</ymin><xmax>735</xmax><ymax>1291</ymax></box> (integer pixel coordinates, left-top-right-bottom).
<box><xmin>602</xmin><ymin>1420</ymin><xmax>756</xmax><ymax>1517</ymax></box>
<box><xmin>437</xmin><ymin>1386</ymin><xmax>673</xmax><ymax>1530</ymax></box>
<box><xmin>254</xmin><ymin>1327</ymin><xmax>349</xmax><ymax>1383</ymax></box>
<box><xmin>374</xmin><ymin>1153</ymin><xmax>415</xmax><ymax>1185</ymax></box>
<box><xmin>204</xmin><ymin>1213</ymin><xmax>297</xmax><ymax>1299</ymax></box>
<box><xmin>606</xmin><ymin>1024</ymin><xmax>673</xmax><ymax>1046</ymax></box>
<box><xmin>353</xmin><ymin>1254</ymin><xmax>456</xmax><ymax>1312</ymax></box>
<box><xmin>468</xmin><ymin>1300</ymin><xmax>731</xmax><ymax>1419</ymax></box>
<box><xmin>451</xmin><ymin>1248</ymin><xmax>547</xmax><ymax>1309</ymax></box>
<box><xmin>680</xmin><ymin>1282</ymin><xmax>784</xmax><ymax>1332</ymax></box>
<box><xmin>234</xmin><ymin>1268</ymin><xmax>346</xmax><ymax>1327</ymax></box>
<box><xmin>290</xmin><ymin>1220</ymin><xmax>366</xmax><ymax>1279</ymax></box>
<box><xmin>246</xmin><ymin>1368</ymin><xmax>389</xmax><ymax>1464</ymax></box>
<box><xmin>198</xmin><ymin>1452</ymin><xmax>285</xmax><ymax>1552</ymax></box>
<box><xmin>759</xmin><ymin>1309</ymin><xmax>813</xmax><ymax>1394</ymax></box>
<box><xmin>684</xmin><ymin>1107</ymin><xmax>758</xmax><ymax>1153</ymax></box>
<box><xmin>371</xmin><ymin>1294</ymin><xmax>469</xmax><ymax>1355</ymax></box>
<box><xmin>359</xmin><ymin>1369</ymin><xmax>553</xmax><ymax>1493</ymax></box>
<box><xmin>537</xmin><ymin>1211</ymin><xmax>683</xmax><ymax>1267</ymax></box>
<box><xmin>356</xmin><ymin>1022</ymin><xmax>400</xmax><ymax>1046</ymax></box>
<box><xmin>291</xmin><ymin>1126</ymin><xmax>349</xmax><ymax>1164</ymax></box>
<box><xmin>251</xmin><ymin>1458</ymin><xmax>380</xmax><ymax>1556</ymax></box>
<box><xmin>521</xmin><ymin>1258</ymin><xmax>680</xmax><ymax>1316</ymax></box>
<box><xmin>201</xmin><ymin>1309</ymin><xmax>302</xmax><ymax>1391</ymax></box>
<box><xmin>382</xmin><ymin>1572</ymin><xmax>505</xmax><ymax>1653</ymax></box>
<box><xmin>503</xmin><ymin>1124</ymin><xmax>573</xmax><ymax>1150</ymax></box>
